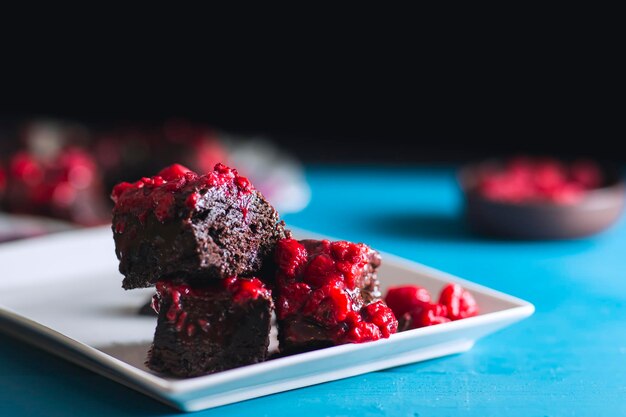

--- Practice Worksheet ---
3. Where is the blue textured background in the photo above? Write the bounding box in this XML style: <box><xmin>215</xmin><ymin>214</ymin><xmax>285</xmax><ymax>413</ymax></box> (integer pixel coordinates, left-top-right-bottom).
<box><xmin>1</xmin><ymin>166</ymin><xmax>625</xmax><ymax>417</ymax></box>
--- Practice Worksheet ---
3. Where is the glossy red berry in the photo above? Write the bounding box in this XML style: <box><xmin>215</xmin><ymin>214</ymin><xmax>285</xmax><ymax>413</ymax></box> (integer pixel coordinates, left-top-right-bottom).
<box><xmin>343</xmin><ymin>321</ymin><xmax>383</xmax><ymax>343</ymax></box>
<box><xmin>303</xmin><ymin>253</ymin><xmax>338</xmax><ymax>287</ymax></box>
<box><xmin>157</xmin><ymin>163</ymin><xmax>194</xmax><ymax>181</ymax></box>
<box><xmin>407</xmin><ymin>303</ymin><xmax>450</xmax><ymax>328</ymax></box>
<box><xmin>438</xmin><ymin>283</ymin><xmax>479</xmax><ymax>321</ymax></box>
<box><xmin>277</xmin><ymin>282</ymin><xmax>312</xmax><ymax>319</ymax></box>
<box><xmin>302</xmin><ymin>284</ymin><xmax>351</xmax><ymax>327</ymax></box>
<box><xmin>362</xmin><ymin>300</ymin><xmax>398</xmax><ymax>337</ymax></box>
<box><xmin>276</xmin><ymin>239</ymin><xmax>309</xmax><ymax>278</ymax></box>
<box><xmin>230</xmin><ymin>277</ymin><xmax>270</xmax><ymax>303</ymax></box>
<box><xmin>384</xmin><ymin>285</ymin><xmax>432</xmax><ymax>317</ymax></box>
<box><xmin>476</xmin><ymin>156</ymin><xmax>603</xmax><ymax>205</ymax></box>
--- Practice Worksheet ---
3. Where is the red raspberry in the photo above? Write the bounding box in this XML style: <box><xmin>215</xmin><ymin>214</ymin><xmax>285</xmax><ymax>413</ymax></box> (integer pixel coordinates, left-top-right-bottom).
<box><xmin>476</xmin><ymin>156</ymin><xmax>602</xmax><ymax>205</ymax></box>
<box><xmin>547</xmin><ymin>182</ymin><xmax>584</xmax><ymax>204</ymax></box>
<box><xmin>231</xmin><ymin>277</ymin><xmax>269</xmax><ymax>303</ymax></box>
<box><xmin>303</xmin><ymin>253</ymin><xmax>338</xmax><ymax>287</ymax></box>
<box><xmin>185</xmin><ymin>191</ymin><xmax>200</xmax><ymax>208</ymax></box>
<box><xmin>277</xmin><ymin>282</ymin><xmax>312</xmax><ymax>319</ymax></box>
<box><xmin>213</xmin><ymin>163</ymin><xmax>234</xmax><ymax>176</ymax></box>
<box><xmin>438</xmin><ymin>283</ymin><xmax>478</xmax><ymax>321</ymax></box>
<box><xmin>10</xmin><ymin>152</ymin><xmax>44</xmax><ymax>185</ymax></box>
<box><xmin>302</xmin><ymin>284</ymin><xmax>351</xmax><ymax>327</ymax></box>
<box><xmin>407</xmin><ymin>303</ymin><xmax>450</xmax><ymax>328</ymax></box>
<box><xmin>384</xmin><ymin>285</ymin><xmax>432</xmax><ymax>317</ymax></box>
<box><xmin>479</xmin><ymin>174</ymin><xmax>535</xmax><ymax>203</ymax></box>
<box><xmin>222</xmin><ymin>276</ymin><xmax>239</xmax><ymax>290</ymax></box>
<box><xmin>329</xmin><ymin>240</ymin><xmax>351</xmax><ymax>261</ymax></box>
<box><xmin>332</xmin><ymin>242</ymin><xmax>368</xmax><ymax>288</ymax></box>
<box><xmin>362</xmin><ymin>301</ymin><xmax>398</xmax><ymax>337</ymax></box>
<box><xmin>234</xmin><ymin>175</ymin><xmax>253</xmax><ymax>193</ymax></box>
<box><xmin>330</xmin><ymin>241</ymin><xmax>363</xmax><ymax>262</ymax></box>
<box><xmin>157</xmin><ymin>163</ymin><xmax>194</xmax><ymax>181</ymax></box>
<box><xmin>111</xmin><ymin>182</ymin><xmax>137</xmax><ymax>203</ymax></box>
<box><xmin>153</xmin><ymin>192</ymin><xmax>176</xmax><ymax>222</ymax></box>
<box><xmin>533</xmin><ymin>159</ymin><xmax>567</xmax><ymax>193</ymax></box>
<box><xmin>276</xmin><ymin>239</ymin><xmax>309</xmax><ymax>278</ymax></box>
<box><xmin>343</xmin><ymin>321</ymin><xmax>383</xmax><ymax>343</ymax></box>
<box><xmin>51</xmin><ymin>182</ymin><xmax>76</xmax><ymax>207</ymax></box>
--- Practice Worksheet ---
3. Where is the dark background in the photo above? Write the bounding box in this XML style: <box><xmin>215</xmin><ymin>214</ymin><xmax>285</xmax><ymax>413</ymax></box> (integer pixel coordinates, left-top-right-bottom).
<box><xmin>1</xmin><ymin>17</ymin><xmax>621</xmax><ymax>164</ymax></box>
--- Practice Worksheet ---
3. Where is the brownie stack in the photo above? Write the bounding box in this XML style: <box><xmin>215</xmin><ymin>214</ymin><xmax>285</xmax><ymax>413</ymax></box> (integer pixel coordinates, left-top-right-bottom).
<box><xmin>111</xmin><ymin>162</ymin><xmax>398</xmax><ymax>378</ymax></box>
<box><xmin>112</xmin><ymin>163</ymin><xmax>285</xmax><ymax>377</ymax></box>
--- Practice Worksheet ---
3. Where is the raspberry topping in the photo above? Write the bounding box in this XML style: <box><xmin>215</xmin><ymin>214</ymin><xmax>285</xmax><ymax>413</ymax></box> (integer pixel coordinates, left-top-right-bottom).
<box><xmin>404</xmin><ymin>303</ymin><xmax>451</xmax><ymax>328</ymax></box>
<box><xmin>302</xmin><ymin>284</ymin><xmax>351</xmax><ymax>327</ymax></box>
<box><xmin>276</xmin><ymin>239</ymin><xmax>309</xmax><ymax>278</ymax></box>
<box><xmin>275</xmin><ymin>238</ymin><xmax>396</xmax><ymax>344</ymax></box>
<box><xmin>438</xmin><ymin>283</ymin><xmax>479</xmax><ymax>321</ymax></box>
<box><xmin>10</xmin><ymin>152</ymin><xmax>44</xmax><ymax>185</ymax></box>
<box><xmin>474</xmin><ymin>156</ymin><xmax>605</xmax><ymax>205</ymax></box>
<box><xmin>385</xmin><ymin>283</ymin><xmax>478</xmax><ymax>331</ymax></box>
<box><xmin>277</xmin><ymin>282</ymin><xmax>312</xmax><ymax>319</ymax></box>
<box><xmin>154</xmin><ymin>277</ymin><xmax>271</xmax><ymax>335</ymax></box>
<box><xmin>157</xmin><ymin>163</ymin><xmax>193</xmax><ymax>181</ymax></box>
<box><xmin>384</xmin><ymin>285</ymin><xmax>431</xmax><ymax>317</ymax></box>
<box><xmin>361</xmin><ymin>300</ymin><xmax>399</xmax><ymax>337</ymax></box>
<box><xmin>111</xmin><ymin>162</ymin><xmax>254</xmax><ymax>226</ymax></box>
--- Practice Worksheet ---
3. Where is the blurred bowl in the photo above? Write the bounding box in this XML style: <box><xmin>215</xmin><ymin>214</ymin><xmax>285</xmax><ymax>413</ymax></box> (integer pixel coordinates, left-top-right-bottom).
<box><xmin>458</xmin><ymin>160</ymin><xmax>626</xmax><ymax>239</ymax></box>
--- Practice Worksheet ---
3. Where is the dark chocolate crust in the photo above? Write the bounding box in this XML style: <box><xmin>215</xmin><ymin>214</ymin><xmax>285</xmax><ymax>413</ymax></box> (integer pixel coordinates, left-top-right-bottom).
<box><xmin>113</xmin><ymin>181</ymin><xmax>287</xmax><ymax>289</ymax></box>
<box><xmin>148</xmin><ymin>284</ymin><xmax>273</xmax><ymax>377</ymax></box>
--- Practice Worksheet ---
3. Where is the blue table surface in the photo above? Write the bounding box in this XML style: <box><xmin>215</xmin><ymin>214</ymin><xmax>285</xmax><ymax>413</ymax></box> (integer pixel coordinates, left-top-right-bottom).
<box><xmin>1</xmin><ymin>166</ymin><xmax>625</xmax><ymax>417</ymax></box>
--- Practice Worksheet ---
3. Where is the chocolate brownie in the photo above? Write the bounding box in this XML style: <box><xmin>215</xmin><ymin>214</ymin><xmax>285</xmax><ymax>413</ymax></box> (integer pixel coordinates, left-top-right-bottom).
<box><xmin>1</xmin><ymin>148</ymin><xmax>109</xmax><ymax>226</ymax></box>
<box><xmin>274</xmin><ymin>239</ymin><xmax>397</xmax><ymax>354</ymax></box>
<box><xmin>148</xmin><ymin>277</ymin><xmax>273</xmax><ymax>377</ymax></box>
<box><xmin>112</xmin><ymin>163</ymin><xmax>287</xmax><ymax>289</ymax></box>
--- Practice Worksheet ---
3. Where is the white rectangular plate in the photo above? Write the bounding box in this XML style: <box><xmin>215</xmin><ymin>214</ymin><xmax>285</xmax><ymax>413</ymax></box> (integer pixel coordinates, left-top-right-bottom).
<box><xmin>0</xmin><ymin>226</ymin><xmax>533</xmax><ymax>412</ymax></box>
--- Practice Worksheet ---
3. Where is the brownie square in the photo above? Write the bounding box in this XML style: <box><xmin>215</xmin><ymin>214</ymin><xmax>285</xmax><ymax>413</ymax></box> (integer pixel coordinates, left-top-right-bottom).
<box><xmin>111</xmin><ymin>163</ymin><xmax>287</xmax><ymax>289</ymax></box>
<box><xmin>148</xmin><ymin>277</ymin><xmax>273</xmax><ymax>377</ymax></box>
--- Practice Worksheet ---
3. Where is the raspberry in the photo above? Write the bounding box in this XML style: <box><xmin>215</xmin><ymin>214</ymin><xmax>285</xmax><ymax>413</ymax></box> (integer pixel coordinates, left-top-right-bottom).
<box><xmin>534</xmin><ymin>159</ymin><xmax>567</xmax><ymax>192</ymax></box>
<box><xmin>302</xmin><ymin>284</ymin><xmax>351</xmax><ymax>327</ymax></box>
<box><xmin>113</xmin><ymin>162</ymin><xmax>251</xmax><ymax>223</ymax></box>
<box><xmin>277</xmin><ymin>282</ymin><xmax>312</xmax><ymax>319</ymax></box>
<box><xmin>343</xmin><ymin>321</ymin><xmax>383</xmax><ymax>343</ymax></box>
<box><xmin>384</xmin><ymin>285</ymin><xmax>431</xmax><ymax>317</ymax></box>
<box><xmin>547</xmin><ymin>182</ymin><xmax>585</xmax><ymax>204</ymax></box>
<box><xmin>234</xmin><ymin>175</ymin><xmax>253</xmax><ymax>193</ymax></box>
<box><xmin>10</xmin><ymin>152</ymin><xmax>44</xmax><ymax>185</ymax></box>
<box><xmin>438</xmin><ymin>283</ymin><xmax>479</xmax><ymax>321</ymax></box>
<box><xmin>276</xmin><ymin>239</ymin><xmax>308</xmax><ymax>278</ymax></box>
<box><xmin>362</xmin><ymin>300</ymin><xmax>398</xmax><ymax>337</ymax></box>
<box><xmin>303</xmin><ymin>253</ymin><xmax>338</xmax><ymax>287</ymax></box>
<box><xmin>185</xmin><ymin>191</ymin><xmax>199</xmax><ymax>208</ymax></box>
<box><xmin>407</xmin><ymin>303</ymin><xmax>450</xmax><ymax>328</ymax></box>
<box><xmin>230</xmin><ymin>277</ymin><xmax>270</xmax><ymax>303</ymax></box>
<box><xmin>475</xmin><ymin>156</ymin><xmax>602</xmax><ymax>205</ymax></box>
<box><xmin>157</xmin><ymin>163</ymin><xmax>194</xmax><ymax>181</ymax></box>
<box><xmin>153</xmin><ymin>192</ymin><xmax>176</xmax><ymax>222</ymax></box>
